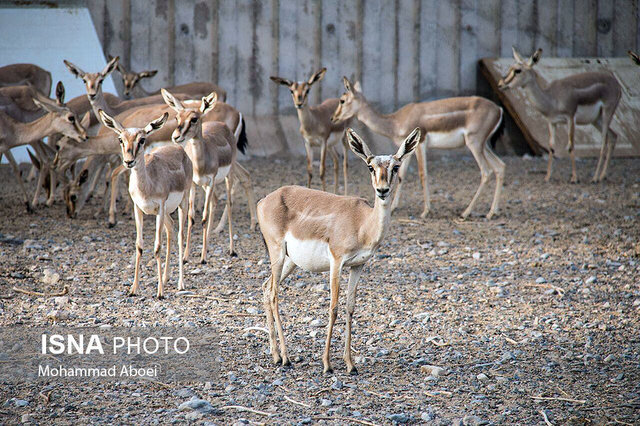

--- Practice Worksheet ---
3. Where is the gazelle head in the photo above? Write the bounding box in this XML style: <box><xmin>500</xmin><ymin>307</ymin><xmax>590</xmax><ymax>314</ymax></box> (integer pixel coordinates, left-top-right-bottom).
<box><xmin>270</xmin><ymin>68</ymin><xmax>327</xmax><ymax>109</ymax></box>
<box><xmin>64</xmin><ymin>56</ymin><xmax>119</xmax><ymax>101</ymax></box>
<box><xmin>53</xmin><ymin>112</ymin><xmax>92</xmax><ymax>171</ymax></box>
<box><xmin>628</xmin><ymin>50</ymin><xmax>640</xmax><ymax>66</ymax></box>
<box><xmin>347</xmin><ymin>127</ymin><xmax>421</xmax><ymax>203</ymax></box>
<box><xmin>99</xmin><ymin>109</ymin><xmax>168</xmax><ymax>169</ymax></box>
<box><xmin>498</xmin><ymin>47</ymin><xmax>542</xmax><ymax>90</ymax></box>
<box><xmin>331</xmin><ymin>77</ymin><xmax>363</xmax><ymax>123</ymax></box>
<box><xmin>32</xmin><ymin>82</ymin><xmax>88</xmax><ymax>142</ymax></box>
<box><xmin>109</xmin><ymin>55</ymin><xmax>158</xmax><ymax>98</ymax></box>
<box><xmin>162</xmin><ymin>88</ymin><xmax>217</xmax><ymax>143</ymax></box>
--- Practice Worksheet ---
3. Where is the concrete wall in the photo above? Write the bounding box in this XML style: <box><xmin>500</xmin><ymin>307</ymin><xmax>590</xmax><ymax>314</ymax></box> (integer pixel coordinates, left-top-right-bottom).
<box><xmin>86</xmin><ymin>0</ymin><xmax>640</xmax><ymax>155</ymax></box>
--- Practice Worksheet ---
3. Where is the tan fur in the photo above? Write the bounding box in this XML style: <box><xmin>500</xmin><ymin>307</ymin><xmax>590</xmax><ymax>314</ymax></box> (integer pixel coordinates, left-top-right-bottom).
<box><xmin>0</xmin><ymin>63</ymin><xmax>52</xmax><ymax>96</ymax></box>
<box><xmin>498</xmin><ymin>47</ymin><xmax>621</xmax><ymax>183</ymax></box>
<box><xmin>332</xmin><ymin>78</ymin><xmax>505</xmax><ymax>219</ymax></box>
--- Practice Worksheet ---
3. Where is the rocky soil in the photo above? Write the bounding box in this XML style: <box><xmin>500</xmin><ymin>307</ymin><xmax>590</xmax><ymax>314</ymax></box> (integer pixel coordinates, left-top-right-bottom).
<box><xmin>1</xmin><ymin>154</ymin><xmax>639</xmax><ymax>425</ymax></box>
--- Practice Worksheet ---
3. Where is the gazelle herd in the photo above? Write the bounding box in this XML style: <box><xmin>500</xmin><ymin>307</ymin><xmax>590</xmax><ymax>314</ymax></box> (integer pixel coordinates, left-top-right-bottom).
<box><xmin>0</xmin><ymin>45</ymin><xmax>631</xmax><ymax>373</ymax></box>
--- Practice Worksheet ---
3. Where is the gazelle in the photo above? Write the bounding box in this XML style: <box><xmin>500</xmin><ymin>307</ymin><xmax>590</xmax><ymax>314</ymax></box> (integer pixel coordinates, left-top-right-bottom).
<box><xmin>332</xmin><ymin>78</ymin><xmax>505</xmax><ymax>219</ymax></box>
<box><xmin>498</xmin><ymin>47</ymin><xmax>621</xmax><ymax>183</ymax></box>
<box><xmin>109</xmin><ymin>56</ymin><xmax>227</xmax><ymax>101</ymax></box>
<box><xmin>258</xmin><ymin>127</ymin><xmax>420</xmax><ymax>374</ymax></box>
<box><xmin>0</xmin><ymin>83</ymin><xmax>87</xmax><ymax>211</ymax></box>
<box><xmin>162</xmin><ymin>89</ymin><xmax>237</xmax><ymax>262</ymax></box>
<box><xmin>0</xmin><ymin>63</ymin><xmax>52</xmax><ymax>96</ymax></box>
<box><xmin>99</xmin><ymin>110</ymin><xmax>192</xmax><ymax>298</ymax></box>
<box><xmin>271</xmin><ymin>68</ymin><xmax>351</xmax><ymax>194</ymax></box>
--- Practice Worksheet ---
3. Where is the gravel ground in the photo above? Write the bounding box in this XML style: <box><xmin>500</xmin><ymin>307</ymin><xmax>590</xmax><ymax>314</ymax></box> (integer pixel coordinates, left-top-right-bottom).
<box><xmin>1</xmin><ymin>153</ymin><xmax>639</xmax><ymax>425</ymax></box>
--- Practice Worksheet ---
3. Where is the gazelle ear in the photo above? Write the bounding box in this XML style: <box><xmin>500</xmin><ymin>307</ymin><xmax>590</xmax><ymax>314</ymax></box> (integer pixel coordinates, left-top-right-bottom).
<box><xmin>200</xmin><ymin>91</ymin><xmax>217</xmax><ymax>114</ymax></box>
<box><xmin>63</xmin><ymin>59</ymin><xmax>85</xmax><ymax>78</ymax></box>
<box><xmin>308</xmin><ymin>67</ymin><xmax>327</xmax><ymax>85</ymax></box>
<box><xmin>80</xmin><ymin>111</ymin><xmax>91</xmax><ymax>129</ymax></box>
<box><xmin>161</xmin><ymin>88</ymin><xmax>184</xmax><ymax>111</ymax></box>
<box><xmin>55</xmin><ymin>81</ymin><xmax>65</xmax><ymax>105</ymax></box>
<box><xmin>139</xmin><ymin>70</ymin><xmax>158</xmax><ymax>79</ymax></box>
<box><xmin>343</xmin><ymin>76</ymin><xmax>354</xmax><ymax>93</ymax></box>
<box><xmin>353</xmin><ymin>80</ymin><xmax>362</xmax><ymax>92</ymax></box>
<box><xmin>270</xmin><ymin>76</ymin><xmax>293</xmax><ymax>87</ymax></box>
<box><xmin>511</xmin><ymin>46</ymin><xmax>525</xmax><ymax>64</ymax></box>
<box><xmin>144</xmin><ymin>112</ymin><xmax>169</xmax><ymax>135</ymax></box>
<box><xmin>99</xmin><ymin>109</ymin><xmax>124</xmax><ymax>134</ymax></box>
<box><xmin>394</xmin><ymin>128</ymin><xmax>421</xmax><ymax>162</ymax></box>
<box><xmin>32</xmin><ymin>98</ymin><xmax>55</xmax><ymax>113</ymax></box>
<box><xmin>101</xmin><ymin>55</ymin><xmax>119</xmax><ymax>77</ymax></box>
<box><xmin>346</xmin><ymin>128</ymin><xmax>372</xmax><ymax>163</ymax></box>
<box><xmin>528</xmin><ymin>48</ymin><xmax>542</xmax><ymax>66</ymax></box>
<box><xmin>629</xmin><ymin>50</ymin><xmax>640</xmax><ymax>65</ymax></box>
<box><xmin>27</xmin><ymin>149</ymin><xmax>40</xmax><ymax>170</ymax></box>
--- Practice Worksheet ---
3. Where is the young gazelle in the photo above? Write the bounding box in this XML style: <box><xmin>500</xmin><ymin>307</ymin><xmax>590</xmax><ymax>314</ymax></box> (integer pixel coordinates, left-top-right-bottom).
<box><xmin>99</xmin><ymin>110</ymin><xmax>192</xmax><ymax>298</ymax></box>
<box><xmin>258</xmin><ymin>127</ymin><xmax>420</xmax><ymax>374</ymax></box>
<box><xmin>162</xmin><ymin>89</ymin><xmax>237</xmax><ymax>261</ymax></box>
<box><xmin>498</xmin><ymin>47</ymin><xmax>621</xmax><ymax>183</ymax></box>
<box><xmin>271</xmin><ymin>68</ymin><xmax>351</xmax><ymax>194</ymax></box>
<box><xmin>332</xmin><ymin>78</ymin><xmax>505</xmax><ymax>219</ymax></box>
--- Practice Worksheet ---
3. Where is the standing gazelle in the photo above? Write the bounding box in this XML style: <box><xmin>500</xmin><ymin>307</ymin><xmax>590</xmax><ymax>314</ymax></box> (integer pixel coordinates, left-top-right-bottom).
<box><xmin>99</xmin><ymin>110</ymin><xmax>192</xmax><ymax>299</ymax></box>
<box><xmin>258</xmin><ymin>127</ymin><xmax>420</xmax><ymax>374</ymax></box>
<box><xmin>332</xmin><ymin>78</ymin><xmax>505</xmax><ymax>219</ymax></box>
<box><xmin>271</xmin><ymin>68</ymin><xmax>351</xmax><ymax>194</ymax></box>
<box><xmin>498</xmin><ymin>47</ymin><xmax>621</xmax><ymax>183</ymax></box>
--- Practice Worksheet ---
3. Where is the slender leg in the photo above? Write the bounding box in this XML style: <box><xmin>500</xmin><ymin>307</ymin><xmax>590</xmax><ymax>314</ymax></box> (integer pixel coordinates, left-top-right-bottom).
<box><xmin>224</xmin><ymin>176</ymin><xmax>236</xmax><ymax>256</ymax></box>
<box><xmin>414</xmin><ymin>139</ymin><xmax>430</xmax><ymax>218</ymax></box>
<box><xmin>304</xmin><ymin>139</ymin><xmax>314</xmax><ymax>188</ymax></box>
<box><xmin>31</xmin><ymin>161</ymin><xmax>46</xmax><ymax>209</ymax></box>
<box><xmin>568</xmin><ymin>117</ymin><xmax>578</xmax><ymax>183</ymax></box>
<box><xmin>177</xmin><ymin>195</ymin><xmax>187</xmax><ymax>290</ymax></box>
<box><xmin>344</xmin><ymin>264</ymin><xmax>364</xmax><ymax>375</ymax></box>
<box><xmin>215</xmin><ymin>163</ymin><xmax>257</xmax><ymax>232</ymax></box>
<box><xmin>163</xmin><ymin>212</ymin><xmax>174</xmax><ymax>286</ymax></box>
<box><xmin>484</xmin><ymin>145</ymin><xmax>506</xmax><ymax>219</ymax></box>
<box><xmin>45</xmin><ymin>161</ymin><xmax>57</xmax><ymax>207</ymax></box>
<box><xmin>329</xmin><ymin>144</ymin><xmax>340</xmax><ymax>194</ymax></box>
<box><xmin>599</xmin><ymin>128</ymin><xmax>617</xmax><ymax>181</ymax></box>
<box><xmin>342</xmin><ymin>134</ymin><xmax>349</xmax><ymax>195</ymax></box>
<box><xmin>319</xmin><ymin>139</ymin><xmax>328</xmax><ymax>192</ymax></box>
<box><xmin>130</xmin><ymin>205</ymin><xmax>144</xmax><ymax>296</ymax></box>
<box><xmin>108</xmin><ymin>165</ymin><xmax>126</xmax><ymax>227</ymax></box>
<box><xmin>200</xmin><ymin>184</ymin><xmax>214</xmax><ymax>263</ymax></box>
<box><xmin>4</xmin><ymin>150</ymin><xmax>32</xmax><ymax>212</ymax></box>
<box><xmin>183</xmin><ymin>184</ymin><xmax>197</xmax><ymax>262</ymax></box>
<box><xmin>323</xmin><ymin>255</ymin><xmax>343</xmax><ymax>374</ymax></box>
<box><xmin>154</xmin><ymin>204</ymin><xmax>166</xmax><ymax>299</ymax></box>
<box><xmin>390</xmin><ymin>153</ymin><xmax>411</xmax><ymax>213</ymax></box>
<box><xmin>268</xmin><ymin>244</ymin><xmax>290</xmax><ymax>365</ymax></box>
<box><xmin>545</xmin><ymin>122</ymin><xmax>555</xmax><ymax>182</ymax></box>
<box><xmin>461</xmin><ymin>135</ymin><xmax>493</xmax><ymax>219</ymax></box>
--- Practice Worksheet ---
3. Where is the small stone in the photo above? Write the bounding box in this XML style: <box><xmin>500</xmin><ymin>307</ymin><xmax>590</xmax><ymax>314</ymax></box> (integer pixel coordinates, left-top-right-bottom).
<box><xmin>472</xmin><ymin>252</ymin><xmax>481</xmax><ymax>260</ymax></box>
<box><xmin>310</xmin><ymin>319</ymin><xmax>325</xmax><ymax>327</ymax></box>
<box><xmin>13</xmin><ymin>399</ymin><xmax>29</xmax><ymax>407</ymax></box>
<box><xmin>272</xmin><ymin>378</ymin><xmax>284</xmax><ymax>386</ymax></box>
<box><xmin>420</xmin><ymin>365</ymin><xmax>448</xmax><ymax>378</ymax></box>
<box><xmin>477</xmin><ymin>373</ymin><xmax>489</xmax><ymax>381</ymax></box>
<box><xmin>246</xmin><ymin>307</ymin><xmax>260</xmax><ymax>315</ymax></box>
<box><xmin>313</xmin><ymin>283</ymin><xmax>329</xmax><ymax>292</ymax></box>
<box><xmin>331</xmin><ymin>379</ymin><xmax>343</xmax><ymax>390</ymax></box>
<box><xmin>604</xmin><ymin>354</ymin><xmax>615</xmax><ymax>363</ymax></box>
<box><xmin>185</xmin><ymin>411</ymin><xmax>204</xmax><ymax>421</ymax></box>
<box><xmin>42</xmin><ymin>268</ymin><xmax>60</xmax><ymax>285</ymax></box>
<box><xmin>176</xmin><ymin>291</ymin><xmax>195</xmax><ymax>296</ymax></box>
<box><xmin>386</xmin><ymin>413</ymin><xmax>411</xmax><ymax>424</ymax></box>
<box><xmin>21</xmin><ymin>413</ymin><xmax>32</xmax><ymax>423</ymax></box>
<box><xmin>463</xmin><ymin>415</ymin><xmax>488</xmax><ymax>425</ymax></box>
<box><xmin>320</xmin><ymin>399</ymin><xmax>332</xmax><ymax>407</ymax></box>
<box><xmin>53</xmin><ymin>296</ymin><xmax>69</xmax><ymax>305</ymax></box>
<box><xmin>178</xmin><ymin>397</ymin><xmax>214</xmax><ymax>413</ymax></box>
<box><xmin>203</xmin><ymin>382</ymin><xmax>212</xmax><ymax>391</ymax></box>
<box><xmin>535</xmin><ymin>277</ymin><xmax>546</xmax><ymax>284</ymax></box>
<box><xmin>585</xmin><ymin>275</ymin><xmax>597</xmax><ymax>285</ymax></box>
<box><xmin>190</xmin><ymin>268</ymin><xmax>202</xmax><ymax>275</ymax></box>
<box><xmin>175</xmin><ymin>388</ymin><xmax>195</xmax><ymax>398</ymax></box>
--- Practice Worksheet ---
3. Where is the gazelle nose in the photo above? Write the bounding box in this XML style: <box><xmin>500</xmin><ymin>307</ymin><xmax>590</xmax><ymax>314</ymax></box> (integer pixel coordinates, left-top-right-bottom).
<box><xmin>377</xmin><ymin>188</ymin><xmax>389</xmax><ymax>195</ymax></box>
<box><xmin>125</xmin><ymin>160</ymin><xmax>135</xmax><ymax>168</ymax></box>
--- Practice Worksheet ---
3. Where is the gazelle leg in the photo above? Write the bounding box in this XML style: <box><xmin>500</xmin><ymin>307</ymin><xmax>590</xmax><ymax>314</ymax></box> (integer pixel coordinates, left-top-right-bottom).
<box><xmin>484</xmin><ymin>145</ymin><xmax>506</xmax><ymax>219</ymax></box>
<box><xmin>46</xmin><ymin>162</ymin><xmax>57</xmax><ymax>207</ymax></box>
<box><xmin>390</xmin><ymin>155</ymin><xmax>411</xmax><ymax>213</ymax></box>
<box><xmin>200</xmin><ymin>184</ymin><xmax>214</xmax><ymax>264</ymax></box>
<box><xmin>414</xmin><ymin>139</ymin><xmax>430</xmax><ymax>218</ymax></box>
<box><xmin>323</xmin><ymin>255</ymin><xmax>343</xmax><ymax>374</ymax></box>
<box><xmin>177</xmin><ymin>196</ymin><xmax>187</xmax><ymax>290</ymax></box>
<box><xmin>319</xmin><ymin>139</ymin><xmax>328</xmax><ymax>192</ymax></box>
<box><xmin>329</xmin><ymin>144</ymin><xmax>340</xmax><ymax>194</ymax></box>
<box><xmin>545</xmin><ymin>122</ymin><xmax>556</xmax><ymax>182</ymax></box>
<box><xmin>232</xmin><ymin>163</ymin><xmax>257</xmax><ymax>230</ymax></box>
<box><xmin>568</xmin><ymin>117</ymin><xmax>578</xmax><ymax>183</ymax></box>
<box><xmin>184</xmin><ymin>184</ymin><xmax>197</xmax><ymax>262</ymax></box>
<box><xmin>266</xmin><ymin>243</ymin><xmax>290</xmax><ymax>365</ymax></box>
<box><xmin>4</xmin><ymin>150</ymin><xmax>32</xmax><ymax>212</ymax></box>
<box><xmin>599</xmin><ymin>128</ymin><xmax>617</xmax><ymax>181</ymax></box>
<box><xmin>130</xmin><ymin>205</ymin><xmax>144</xmax><ymax>296</ymax></box>
<box><xmin>154</xmin><ymin>204</ymin><xmax>166</xmax><ymax>299</ymax></box>
<box><xmin>342</xmin><ymin>134</ymin><xmax>349</xmax><ymax>195</ymax></box>
<box><xmin>304</xmin><ymin>139</ymin><xmax>314</xmax><ymax>188</ymax></box>
<box><xmin>461</xmin><ymin>134</ymin><xmax>493</xmax><ymax>219</ymax></box>
<box><xmin>224</xmin><ymin>176</ymin><xmax>236</xmax><ymax>256</ymax></box>
<box><xmin>344</xmin><ymin>264</ymin><xmax>364</xmax><ymax>375</ymax></box>
<box><xmin>162</xmin><ymin>212</ymin><xmax>174</xmax><ymax>286</ymax></box>
<box><xmin>108</xmin><ymin>165</ymin><xmax>126</xmax><ymax>228</ymax></box>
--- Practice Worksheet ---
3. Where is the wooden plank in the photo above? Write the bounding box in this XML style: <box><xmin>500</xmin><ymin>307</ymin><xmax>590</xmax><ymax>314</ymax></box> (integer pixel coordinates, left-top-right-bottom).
<box><xmin>252</xmin><ymin>0</ymin><xmax>276</xmax><ymax>115</ymax></box>
<box><xmin>296</xmin><ymin>0</ymin><xmax>318</xmax><ymax>104</ymax></box>
<box><xmin>436</xmin><ymin>0</ymin><xmax>460</xmax><ymax>97</ymax></box>
<box><xmin>173</xmin><ymin>0</ymin><xmax>196</xmax><ymax>85</ymax></box>
<box><xmin>130</xmin><ymin>0</ymin><xmax>150</xmax><ymax>85</ymax></box>
<box><xmin>573</xmin><ymin>0</ymin><xmax>597</xmax><ymax>56</ymax></box>
<box><xmin>397</xmin><ymin>0</ymin><xmax>420</xmax><ymax>103</ymax></box>
<box><xmin>321</xmin><ymin>0</ymin><xmax>340</xmax><ymax>101</ymax></box>
<box><xmin>556</xmin><ymin>0</ymin><xmax>574</xmax><ymax>57</ymax></box>
<box><xmin>192</xmin><ymin>0</ymin><xmax>215</xmax><ymax>84</ymax></box>
<box><xmin>516</xmin><ymin>0</ymin><xmax>535</xmax><ymax>55</ymax></box>
<box><xmin>596</xmin><ymin>0</ymin><xmax>614</xmax><ymax>56</ymax></box>
<box><xmin>476</xmin><ymin>0</ymin><xmax>500</xmax><ymax>59</ymax></box>
<box><xmin>613</xmin><ymin>0</ymin><xmax>637</xmax><ymax>56</ymax></box>
<box><xmin>500</xmin><ymin>0</ymin><xmax>517</xmax><ymax>56</ymax></box>
<box><xmin>338</xmin><ymin>0</ymin><xmax>360</xmax><ymax>103</ymax></box>
<box><xmin>361</xmin><ymin>0</ymin><xmax>383</xmax><ymax>105</ymax></box>
<box><xmin>234</xmin><ymin>0</ymin><xmax>253</xmax><ymax>113</ymax></box>
<box><xmin>218</xmin><ymin>0</ymin><xmax>238</xmax><ymax>107</ymax></box>
<box><xmin>148</xmin><ymin>0</ymin><xmax>172</xmax><ymax>88</ymax></box>
<box><xmin>419</xmin><ymin>0</ymin><xmax>438</xmax><ymax>100</ymax></box>
<box><xmin>277</xmin><ymin>0</ymin><xmax>296</xmax><ymax>113</ymax></box>
<box><xmin>536</xmin><ymin>0</ymin><xmax>558</xmax><ymax>56</ymax></box>
<box><xmin>102</xmin><ymin>0</ymin><xmax>129</xmax><ymax>95</ymax></box>
<box><xmin>459</xmin><ymin>0</ymin><xmax>477</xmax><ymax>94</ymax></box>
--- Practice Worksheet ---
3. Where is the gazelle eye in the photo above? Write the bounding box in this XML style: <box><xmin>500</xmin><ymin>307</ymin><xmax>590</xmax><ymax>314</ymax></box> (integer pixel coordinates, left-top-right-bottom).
<box><xmin>68</xmin><ymin>116</ymin><xmax>75</xmax><ymax>122</ymax></box>
<box><xmin>514</xmin><ymin>69</ymin><xmax>521</xmax><ymax>74</ymax></box>
<box><xmin>367</xmin><ymin>165</ymin><xmax>374</xmax><ymax>173</ymax></box>
<box><xmin>392</xmin><ymin>165</ymin><xmax>400</xmax><ymax>173</ymax></box>
<box><xmin>190</xmin><ymin>117</ymin><xmax>198</xmax><ymax>123</ymax></box>
<box><xmin>139</xmin><ymin>138</ymin><xmax>146</xmax><ymax>145</ymax></box>
<box><xmin>340</xmin><ymin>99</ymin><xmax>344</xmax><ymax>104</ymax></box>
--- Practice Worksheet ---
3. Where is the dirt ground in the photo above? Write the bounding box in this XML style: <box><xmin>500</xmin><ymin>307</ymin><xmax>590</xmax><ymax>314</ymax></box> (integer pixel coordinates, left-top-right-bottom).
<box><xmin>1</xmin><ymin>153</ymin><xmax>639</xmax><ymax>425</ymax></box>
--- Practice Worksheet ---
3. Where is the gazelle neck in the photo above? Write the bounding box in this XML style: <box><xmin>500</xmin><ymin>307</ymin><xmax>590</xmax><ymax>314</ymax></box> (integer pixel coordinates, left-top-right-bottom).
<box><xmin>521</xmin><ymin>71</ymin><xmax>555</xmax><ymax>115</ymax></box>
<box><xmin>132</xmin><ymin>84</ymin><xmax>151</xmax><ymax>98</ymax></box>
<box><xmin>356</xmin><ymin>98</ymin><xmax>398</xmax><ymax>139</ymax></box>
<box><xmin>88</xmin><ymin>89</ymin><xmax>114</xmax><ymax>118</ymax></box>
<box><xmin>364</xmin><ymin>193</ymin><xmax>393</xmax><ymax>246</ymax></box>
<box><xmin>129</xmin><ymin>155</ymin><xmax>150</xmax><ymax>193</ymax></box>
<box><xmin>10</xmin><ymin>113</ymin><xmax>56</xmax><ymax>148</ymax></box>
<box><xmin>296</xmin><ymin>104</ymin><xmax>319</xmax><ymax>131</ymax></box>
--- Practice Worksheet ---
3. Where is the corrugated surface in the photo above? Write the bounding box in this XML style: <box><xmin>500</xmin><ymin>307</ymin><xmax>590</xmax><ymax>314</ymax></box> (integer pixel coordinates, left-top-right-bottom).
<box><xmin>481</xmin><ymin>57</ymin><xmax>640</xmax><ymax>158</ymax></box>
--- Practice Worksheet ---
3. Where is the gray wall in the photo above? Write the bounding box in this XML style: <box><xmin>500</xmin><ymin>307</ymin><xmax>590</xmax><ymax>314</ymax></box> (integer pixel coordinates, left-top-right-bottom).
<box><xmin>86</xmin><ymin>0</ymin><xmax>640</xmax><ymax>153</ymax></box>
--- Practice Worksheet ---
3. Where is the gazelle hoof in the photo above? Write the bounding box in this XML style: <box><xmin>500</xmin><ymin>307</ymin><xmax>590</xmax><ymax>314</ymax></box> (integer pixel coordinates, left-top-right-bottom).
<box><xmin>570</xmin><ymin>177</ymin><xmax>579</xmax><ymax>184</ymax></box>
<box><xmin>486</xmin><ymin>211</ymin><xmax>495</xmax><ymax>220</ymax></box>
<box><xmin>25</xmin><ymin>202</ymin><xmax>33</xmax><ymax>213</ymax></box>
<box><xmin>157</xmin><ymin>294</ymin><xmax>164</xmax><ymax>300</ymax></box>
<box><xmin>107</xmin><ymin>221</ymin><xmax>116</xmax><ymax>229</ymax></box>
<box><xmin>323</xmin><ymin>365</ymin><xmax>333</xmax><ymax>375</ymax></box>
<box><xmin>282</xmin><ymin>358</ymin><xmax>291</xmax><ymax>367</ymax></box>
<box><xmin>420</xmin><ymin>209</ymin><xmax>430</xmax><ymax>219</ymax></box>
<box><xmin>229</xmin><ymin>251</ymin><xmax>238</xmax><ymax>258</ymax></box>
<box><xmin>348</xmin><ymin>366</ymin><xmax>359</xmax><ymax>376</ymax></box>
<box><xmin>200</xmin><ymin>259</ymin><xmax>207</xmax><ymax>265</ymax></box>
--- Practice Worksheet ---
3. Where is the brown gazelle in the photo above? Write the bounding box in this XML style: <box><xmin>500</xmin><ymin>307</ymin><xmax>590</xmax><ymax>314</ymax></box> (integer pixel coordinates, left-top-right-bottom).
<box><xmin>258</xmin><ymin>127</ymin><xmax>420</xmax><ymax>374</ymax></box>
<box><xmin>498</xmin><ymin>47</ymin><xmax>621</xmax><ymax>183</ymax></box>
<box><xmin>271</xmin><ymin>68</ymin><xmax>351</xmax><ymax>194</ymax></box>
<box><xmin>99</xmin><ymin>110</ymin><xmax>192</xmax><ymax>298</ymax></box>
<box><xmin>332</xmin><ymin>78</ymin><xmax>505</xmax><ymax>219</ymax></box>
<box><xmin>162</xmin><ymin>89</ymin><xmax>237</xmax><ymax>261</ymax></box>
<box><xmin>0</xmin><ymin>63</ymin><xmax>52</xmax><ymax>96</ymax></box>
<box><xmin>0</xmin><ymin>83</ymin><xmax>87</xmax><ymax>211</ymax></box>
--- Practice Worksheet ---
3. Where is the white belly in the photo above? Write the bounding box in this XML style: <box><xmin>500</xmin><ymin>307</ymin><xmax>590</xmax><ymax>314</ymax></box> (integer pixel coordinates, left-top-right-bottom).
<box><xmin>129</xmin><ymin>190</ymin><xmax>183</xmax><ymax>216</ymax></box>
<box><xmin>193</xmin><ymin>172</ymin><xmax>213</xmax><ymax>188</ymax></box>
<box><xmin>284</xmin><ymin>232</ymin><xmax>331</xmax><ymax>272</ymax></box>
<box><xmin>165</xmin><ymin>191</ymin><xmax>184</xmax><ymax>213</ymax></box>
<box><xmin>575</xmin><ymin>101</ymin><xmax>602</xmax><ymax>124</ymax></box>
<box><xmin>426</xmin><ymin>129</ymin><xmax>465</xmax><ymax>149</ymax></box>
<box><xmin>214</xmin><ymin>164</ymin><xmax>231</xmax><ymax>184</ymax></box>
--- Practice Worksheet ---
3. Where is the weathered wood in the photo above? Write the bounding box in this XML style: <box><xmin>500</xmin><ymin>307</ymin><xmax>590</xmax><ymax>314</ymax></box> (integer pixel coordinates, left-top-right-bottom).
<box><xmin>437</xmin><ymin>0</ymin><xmax>460</xmax><ymax>97</ymax></box>
<box><xmin>361</xmin><ymin>0</ymin><xmax>383</xmax><ymax>105</ymax></box>
<box><xmin>173</xmin><ymin>0</ymin><xmax>196</xmax><ymax>85</ymax></box>
<box><xmin>397</xmin><ymin>0</ymin><xmax>420</xmax><ymax>103</ymax></box>
<box><xmin>536</xmin><ymin>0</ymin><xmax>558</xmax><ymax>56</ymax></box>
<box><xmin>192</xmin><ymin>0</ymin><xmax>215</xmax><ymax>86</ymax></box>
<box><xmin>460</xmin><ymin>0</ymin><xmax>477</xmax><ymax>94</ymax></box>
<box><xmin>573</xmin><ymin>0</ymin><xmax>597</xmax><ymax>56</ymax></box>
<box><xmin>613</xmin><ymin>0</ymin><xmax>637</xmax><ymax>57</ymax></box>
<box><xmin>500</xmin><ymin>0</ymin><xmax>517</xmax><ymax>56</ymax></box>
<box><xmin>320</xmin><ymin>0</ymin><xmax>340</xmax><ymax>101</ymax></box>
<box><xmin>218</xmin><ymin>0</ymin><xmax>238</xmax><ymax>106</ymax></box>
<box><xmin>596</xmin><ymin>0</ymin><xmax>614</xmax><ymax>57</ymax></box>
<box><xmin>295</xmin><ymin>0</ymin><xmax>318</xmax><ymax>104</ymax></box>
<box><xmin>516</xmin><ymin>0</ymin><xmax>536</xmax><ymax>55</ymax></box>
<box><xmin>277</xmin><ymin>0</ymin><xmax>296</xmax><ymax>113</ymax></box>
<box><xmin>235</xmin><ymin>0</ymin><xmax>253</xmax><ymax>113</ymax></box>
<box><xmin>252</xmin><ymin>0</ymin><xmax>276</xmax><ymax>116</ymax></box>
<box><xmin>149</xmin><ymin>0</ymin><xmax>172</xmax><ymax>88</ymax></box>
<box><xmin>338</xmin><ymin>0</ymin><xmax>359</xmax><ymax>104</ymax></box>
<box><xmin>130</xmin><ymin>0</ymin><xmax>150</xmax><ymax>88</ymax></box>
<box><xmin>476</xmin><ymin>0</ymin><xmax>500</xmax><ymax>59</ymax></box>
<box><xmin>419</xmin><ymin>0</ymin><xmax>438</xmax><ymax>100</ymax></box>
<box><xmin>556</xmin><ymin>0</ymin><xmax>574</xmax><ymax>57</ymax></box>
